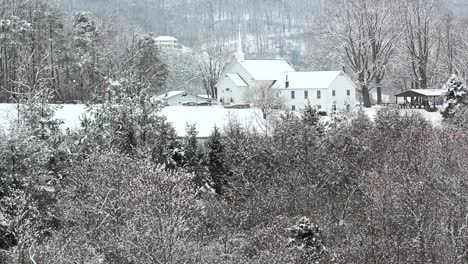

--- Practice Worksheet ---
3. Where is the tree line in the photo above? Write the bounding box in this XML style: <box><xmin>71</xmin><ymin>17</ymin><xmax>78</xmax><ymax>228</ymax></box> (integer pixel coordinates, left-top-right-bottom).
<box><xmin>309</xmin><ymin>0</ymin><xmax>468</xmax><ymax>107</ymax></box>
<box><xmin>0</xmin><ymin>0</ymin><xmax>168</xmax><ymax>103</ymax></box>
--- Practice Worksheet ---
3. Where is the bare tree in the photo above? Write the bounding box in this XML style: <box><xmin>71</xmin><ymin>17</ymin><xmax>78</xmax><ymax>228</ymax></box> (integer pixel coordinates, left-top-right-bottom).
<box><xmin>244</xmin><ymin>82</ymin><xmax>285</xmax><ymax>119</ymax></box>
<box><xmin>195</xmin><ymin>41</ymin><xmax>234</xmax><ymax>98</ymax></box>
<box><xmin>159</xmin><ymin>48</ymin><xmax>200</xmax><ymax>93</ymax></box>
<box><xmin>316</xmin><ymin>0</ymin><xmax>399</xmax><ymax>107</ymax></box>
<box><xmin>402</xmin><ymin>0</ymin><xmax>441</xmax><ymax>89</ymax></box>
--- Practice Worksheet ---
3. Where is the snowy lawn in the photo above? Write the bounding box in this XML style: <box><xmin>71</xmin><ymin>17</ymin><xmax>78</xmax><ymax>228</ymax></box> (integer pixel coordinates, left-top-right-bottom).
<box><xmin>361</xmin><ymin>105</ymin><xmax>442</xmax><ymax>126</ymax></box>
<box><xmin>0</xmin><ymin>103</ymin><xmax>86</xmax><ymax>131</ymax></box>
<box><xmin>0</xmin><ymin>104</ymin><xmax>444</xmax><ymax>137</ymax></box>
<box><xmin>0</xmin><ymin>104</ymin><xmax>268</xmax><ymax>138</ymax></box>
<box><xmin>161</xmin><ymin>106</ymin><xmax>267</xmax><ymax>137</ymax></box>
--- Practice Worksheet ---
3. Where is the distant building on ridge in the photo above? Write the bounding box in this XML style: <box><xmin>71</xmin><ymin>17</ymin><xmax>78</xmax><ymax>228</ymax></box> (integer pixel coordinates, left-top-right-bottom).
<box><xmin>155</xmin><ymin>36</ymin><xmax>182</xmax><ymax>50</ymax></box>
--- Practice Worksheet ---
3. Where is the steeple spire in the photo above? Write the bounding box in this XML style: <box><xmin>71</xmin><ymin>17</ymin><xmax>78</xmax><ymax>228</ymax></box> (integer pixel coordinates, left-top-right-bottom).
<box><xmin>236</xmin><ymin>24</ymin><xmax>245</xmax><ymax>62</ymax></box>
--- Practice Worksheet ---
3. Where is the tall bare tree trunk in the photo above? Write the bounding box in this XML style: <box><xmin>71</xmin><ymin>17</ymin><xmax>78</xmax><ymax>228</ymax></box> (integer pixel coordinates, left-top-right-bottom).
<box><xmin>362</xmin><ymin>84</ymin><xmax>372</xmax><ymax>108</ymax></box>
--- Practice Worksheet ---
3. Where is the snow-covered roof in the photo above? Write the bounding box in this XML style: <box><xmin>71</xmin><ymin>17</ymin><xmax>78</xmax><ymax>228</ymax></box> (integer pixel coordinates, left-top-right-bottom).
<box><xmin>240</xmin><ymin>59</ymin><xmax>295</xmax><ymax>81</ymax></box>
<box><xmin>226</xmin><ymin>73</ymin><xmax>248</xmax><ymax>87</ymax></box>
<box><xmin>158</xmin><ymin>91</ymin><xmax>186</xmax><ymax>99</ymax></box>
<box><xmin>274</xmin><ymin>71</ymin><xmax>343</xmax><ymax>89</ymax></box>
<box><xmin>198</xmin><ymin>94</ymin><xmax>216</xmax><ymax>100</ymax></box>
<box><xmin>395</xmin><ymin>89</ymin><xmax>445</xmax><ymax>97</ymax></box>
<box><xmin>410</xmin><ymin>89</ymin><xmax>445</xmax><ymax>96</ymax></box>
<box><xmin>155</xmin><ymin>36</ymin><xmax>178</xmax><ymax>42</ymax></box>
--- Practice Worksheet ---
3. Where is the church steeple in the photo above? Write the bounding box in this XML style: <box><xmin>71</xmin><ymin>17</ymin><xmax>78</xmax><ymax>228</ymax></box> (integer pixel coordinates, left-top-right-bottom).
<box><xmin>236</xmin><ymin>25</ymin><xmax>245</xmax><ymax>62</ymax></box>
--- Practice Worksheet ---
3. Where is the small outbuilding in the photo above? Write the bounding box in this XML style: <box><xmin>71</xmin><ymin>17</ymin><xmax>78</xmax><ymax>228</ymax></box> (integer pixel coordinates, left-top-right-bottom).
<box><xmin>158</xmin><ymin>91</ymin><xmax>216</xmax><ymax>106</ymax></box>
<box><xmin>394</xmin><ymin>89</ymin><xmax>445</xmax><ymax>109</ymax></box>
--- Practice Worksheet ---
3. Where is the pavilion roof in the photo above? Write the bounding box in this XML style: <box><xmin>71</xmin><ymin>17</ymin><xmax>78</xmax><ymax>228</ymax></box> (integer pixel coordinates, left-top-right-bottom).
<box><xmin>395</xmin><ymin>89</ymin><xmax>445</xmax><ymax>98</ymax></box>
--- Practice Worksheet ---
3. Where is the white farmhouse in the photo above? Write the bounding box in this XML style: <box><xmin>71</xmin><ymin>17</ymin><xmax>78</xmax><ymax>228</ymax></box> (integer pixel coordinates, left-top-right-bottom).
<box><xmin>215</xmin><ymin>30</ymin><xmax>357</xmax><ymax>113</ymax></box>
<box><xmin>158</xmin><ymin>91</ymin><xmax>215</xmax><ymax>106</ymax></box>
<box><xmin>274</xmin><ymin>71</ymin><xmax>356</xmax><ymax>113</ymax></box>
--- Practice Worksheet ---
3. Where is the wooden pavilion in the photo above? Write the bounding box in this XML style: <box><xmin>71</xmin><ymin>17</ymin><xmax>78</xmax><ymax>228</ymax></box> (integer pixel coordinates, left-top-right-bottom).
<box><xmin>394</xmin><ymin>89</ymin><xmax>445</xmax><ymax>109</ymax></box>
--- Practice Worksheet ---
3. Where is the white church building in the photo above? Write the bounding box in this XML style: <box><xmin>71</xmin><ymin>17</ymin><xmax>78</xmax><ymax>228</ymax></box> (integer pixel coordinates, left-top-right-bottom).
<box><xmin>216</xmin><ymin>30</ymin><xmax>357</xmax><ymax>114</ymax></box>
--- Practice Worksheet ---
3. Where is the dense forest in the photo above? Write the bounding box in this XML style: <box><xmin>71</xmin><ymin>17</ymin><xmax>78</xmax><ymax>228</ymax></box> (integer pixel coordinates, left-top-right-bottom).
<box><xmin>2</xmin><ymin>0</ymin><xmax>468</xmax><ymax>263</ymax></box>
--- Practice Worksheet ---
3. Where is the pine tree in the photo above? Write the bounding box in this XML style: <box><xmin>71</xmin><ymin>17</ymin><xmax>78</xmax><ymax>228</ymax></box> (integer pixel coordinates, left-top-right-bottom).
<box><xmin>441</xmin><ymin>74</ymin><xmax>468</xmax><ymax>120</ymax></box>
<box><xmin>183</xmin><ymin>124</ymin><xmax>215</xmax><ymax>191</ymax></box>
<box><xmin>184</xmin><ymin>124</ymin><xmax>199</xmax><ymax>170</ymax></box>
<box><xmin>78</xmin><ymin>78</ymin><xmax>172</xmax><ymax>157</ymax></box>
<box><xmin>13</xmin><ymin>89</ymin><xmax>67</xmax><ymax>188</ymax></box>
<box><xmin>71</xmin><ymin>12</ymin><xmax>103</xmax><ymax>100</ymax></box>
<box><xmin>301</xmin><ymin>102</ymin><xmax>320</xmax><ymax>127</ymax></box>
<box><xmin>0</xmin><ymin>89</ymin><xmax>67</xmax><ymax>259</ymax></box>
<box><xmin>125</xmin><ymin>34</ymin><xmax>168</xmax><ymax>94</ymax></box>
<box><xmin>206</xmin><ymin>126</ymin><xmax>228</xmax><ymax>194</ymax></box>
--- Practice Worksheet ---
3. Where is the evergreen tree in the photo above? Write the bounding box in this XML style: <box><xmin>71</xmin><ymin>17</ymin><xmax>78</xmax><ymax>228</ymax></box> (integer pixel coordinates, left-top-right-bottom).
<box><xmin>183</xmin><ymin>124</ymin><xmax>214</xmax><ymax>191</ymax></box>
<box><xmin>12</xmin><ymin>89</ymin><xmax>67</xmax><ymax>189</ymax></box>
<box><xmin>184</xmin><ymin>124</ymin><xmax>199</xmax><ymax>170</ymax></box>
<box><xmin>441</xmin><ymin>74</ymin><xmax>468</xmax><ymax>121</ymax></box>
<box><xmin>0</xmin><ymin>89</ymin><xmax>67</xmax><ymax>259</ymax></box>
<box><xmin>301</xmin><ymin>102</ymin><xmax>320</xmax><ymax>127</ymax></box>
<box><xmin>71</xmin><ymin>12</ymin><xmax>103</xmax><ymax>100</ymax></box>
<box><xmin>78</xmin><ymin>78</ymin><xmax>175</xmax><ymax>159</ymax></box>
<box><xmin>125</xmin><ymin>34</ymin><xmax>168</xmax><ymax>94</ymax></box>
<box><xmin>206</xmin><ymin>126</ymin><xmax>228</xmax><ymax>194</ymax></box>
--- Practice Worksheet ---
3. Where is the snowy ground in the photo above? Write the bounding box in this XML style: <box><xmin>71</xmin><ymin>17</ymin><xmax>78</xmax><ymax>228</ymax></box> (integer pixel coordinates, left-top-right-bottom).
<box><xmin>0</xmin><ymin>104</ymin><xmax>444</xmax><ymax>137</ymax></box>
<box><xmin>0</xmin><ymin>103</ymin><xmax>86</xmax><ymax>131</ymax></box>
<box><xmin>161</xmin><ymin>106</ymin><xmax>268</xmax><ymax>137</ymax></box>
<box><xmin>361</xmin><ymin>106</ymin><xmax>443</xmax><ymax>127</ymax></box>
<box><xmin>0</xmin><ymin>104</ymin><xmax>268</xmax><ymax>138</ymax></box>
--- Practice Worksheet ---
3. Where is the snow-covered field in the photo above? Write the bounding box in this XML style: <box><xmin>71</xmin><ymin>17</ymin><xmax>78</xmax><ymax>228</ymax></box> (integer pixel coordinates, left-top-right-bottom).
<box><xmin>0</xmin><ymin>103</ymin><xmax>86</xmax><ymax>131</ymax></box>
<box><xmin>361</xmin><ymin>106</ymin><xmax>443</xmax><ymax>126</ymax></box>
<box><xmin>161</xmin><ymin>106</ymin><xmax>268</xmax><ymax>137</ymax></box>
<box><xmin>0</xmin><ymin>104</ymin><xmax>267</xmax><ymax>138</ymax></box>
<box><xmin>0</xmin><ymin>104</ymin><xmax>444</xmax><ymax>137</ymax></box>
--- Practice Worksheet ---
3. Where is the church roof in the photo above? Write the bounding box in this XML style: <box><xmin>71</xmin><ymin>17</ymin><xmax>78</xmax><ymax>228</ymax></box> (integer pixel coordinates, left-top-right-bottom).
<box><xmin>274</xmin><ymin>71</ymin><xmax>343</xmax><ymax>89</ymax></box>
<box><xmin>226</xmin><ymin>73</ymin><xmax>248</xmax><ymax>87</ymax></box>
<box><xmin>240</xmin><ymin>60</ymin><xmax>295</xmax><ymax>81</ymax></box>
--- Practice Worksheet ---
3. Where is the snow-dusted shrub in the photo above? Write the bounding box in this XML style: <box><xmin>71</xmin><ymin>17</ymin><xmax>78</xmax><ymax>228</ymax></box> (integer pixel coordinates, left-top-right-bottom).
<box><xmin>288</xmin><ymin>217</ymin><xmax>327</xmax><ymax>263</ymax></box>
<box><xmin>441</xmin><ymin>74</ymin><xmax>468</xmax><ymax>124</ymax></box>
<box><xmin>374</xmin><ymin>106</ymin><xmax>430</xmax><ymax>138</ymax></box>
<box><xmin>374</xmin><ymin>106</ymin><xmax>401</xmax><ymax>131</ymax></box>
<box><xmin>38</xmin><ymin>151</ymin><xmax>201</xmax><ymax>264</ymax></box>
